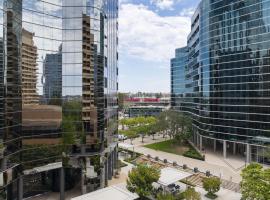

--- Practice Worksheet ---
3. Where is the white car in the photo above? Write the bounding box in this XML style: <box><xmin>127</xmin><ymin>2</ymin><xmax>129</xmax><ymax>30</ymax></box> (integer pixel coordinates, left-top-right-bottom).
<box><xmin>118</xmin><ymin>134</ymin><xmax>127</xmax><ymax>140</ymax></box>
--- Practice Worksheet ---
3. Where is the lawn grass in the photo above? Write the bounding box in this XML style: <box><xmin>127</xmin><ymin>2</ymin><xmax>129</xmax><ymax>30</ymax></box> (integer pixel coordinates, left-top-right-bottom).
<box><xmin>144</xmin><ymin>139</ymin><xmax>204</xmax><ymax>161</ymax></box>
<box><xmin>144</xmin><ymin>139</ymin><xmax>189</xmax><ymax>155</ymax></box>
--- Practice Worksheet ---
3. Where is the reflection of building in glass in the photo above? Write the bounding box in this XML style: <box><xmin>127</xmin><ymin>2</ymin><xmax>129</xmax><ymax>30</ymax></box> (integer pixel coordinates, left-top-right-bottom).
<box><xmin>43</xmin><ymin>46</ymin><xmax>62</xmax><ymax>104</ymax></box>
<box><xmin>170</xmin><ymin>47</ymin><xmax>189</xmax><ymax>110</ymax></box>
<box><xmin>82</xmin><ymin>14</ymin><xmax>97</xmax><ymax>142</ymax></box>
<box><xmin>1</xmin><ymin>2</ymin><xmax>23</xmax><ymax>199</ymax></box>
<box><xmin>0</xmin><ymin>37</ymin><xmax>4</xmax><ymax>138</ymax></box>
<box><xmin>0</xmin><ymin>0</ymin><xmax>119</xmax><ymax>199</ymax></box>
<box><xmin>61</xmin><ymin>0</ymin><xmax>118</xmax><ymax>193</ymax></box>
<box><xmin>171</xmin><ymin>0</ymin><xmax>270</xmax><ymax>165</ymax></box>
<box><xmin>22</xmin><ymin>29</ymin><xmax>38</xmax><ymax>105</ymax></box>
<box><xmin>22</xmin><ymin>105</ymin><xmax>62</xmax><ymax>145</ymax></box>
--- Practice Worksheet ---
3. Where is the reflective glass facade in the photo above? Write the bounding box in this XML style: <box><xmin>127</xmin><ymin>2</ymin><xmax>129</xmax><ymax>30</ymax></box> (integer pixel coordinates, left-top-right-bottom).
<box><xmin>0</xmin><ymin>0</ymin><xmax>118</xmax><ymax>199</ymax></box>
<box><xmin>172</xmin><ymin>0</ymin><xmax>270</xmax><ymax>150</ymax></box>
<box><xmin>171</xmin><ymin>47</ymin><xmax>189</xmax><ymax>110</ymax></box>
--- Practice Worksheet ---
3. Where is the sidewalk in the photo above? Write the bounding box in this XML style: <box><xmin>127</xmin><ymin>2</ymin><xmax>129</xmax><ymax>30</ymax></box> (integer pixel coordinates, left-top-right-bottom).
<box><xmin>111</xmin><ymin>146</ymin><xmax>242</xmax><ymax>200</ymax></box>
<box><xmin>124</xmin><ymin>135</ymin><xmax>242</xmax><ymax>183</ymax></box>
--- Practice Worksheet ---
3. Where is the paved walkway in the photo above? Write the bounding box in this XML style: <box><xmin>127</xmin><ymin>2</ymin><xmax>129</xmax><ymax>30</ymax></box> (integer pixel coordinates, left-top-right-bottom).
<box><xmin>176</xmin><ymin>182</ymin><xmax>241</xmax><ymax>200</ymax></box>
<box><xmin>109</xmin><ymin>155</ymin><xmax>241</xmax><ymax>200</ymax></box>
<box><xmin>28</xmin><ymin>134</ymin><xmax>243</xmax><ymax>199</ymax></box>
<box><xmin>122</xmin><ymin>135</ymin><xmax>242</xmax><ymax>183</ymax></box>
<box><xmin>204</xmin><ymin>148</ymin><xmax>246</xmax><ymax>172</ymax></box>
<box><xmin>26</xmin><ymin>186</ymin><xmax>81</xmax><ymax>200</ymax></box>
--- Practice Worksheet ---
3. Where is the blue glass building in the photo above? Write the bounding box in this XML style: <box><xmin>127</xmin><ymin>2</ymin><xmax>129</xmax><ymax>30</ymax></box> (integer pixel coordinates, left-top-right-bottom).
<box><xmin>0</xmin><ymin>0</ymin><xmax>119</xmax><ymax>199</ymax></box>
<box><xmin>171</xmin><ymin>0</ymin><xmax>270</xmax><ymax>164</ymax></box>
<box><xmin>171</xmin><ymin>47</ymin><xmax>189</xmax><ymax>110</ymax></box>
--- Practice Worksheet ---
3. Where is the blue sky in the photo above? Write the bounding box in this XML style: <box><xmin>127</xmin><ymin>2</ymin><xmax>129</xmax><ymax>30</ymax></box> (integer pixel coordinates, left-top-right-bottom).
<box><xmin>118</xmin><ymin>0</ymin><xmax>200</xmax><ymax>93</ymax></box>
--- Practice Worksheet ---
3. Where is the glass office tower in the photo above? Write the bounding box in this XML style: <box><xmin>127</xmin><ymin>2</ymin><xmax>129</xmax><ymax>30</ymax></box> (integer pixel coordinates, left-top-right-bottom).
<box><xmin>171</xmin><ymin>0</ymin><xmax>270</xmax><ymax>164</ymax></box>
<box><xmin>171</xmin><ymin>47</ymin><xmax>189</xmax><ymax>110</ymax></box>
<box><xmin>0</xmin><ymin>0</ymin><xmax>118</xmax><ymax>199</ymax></box>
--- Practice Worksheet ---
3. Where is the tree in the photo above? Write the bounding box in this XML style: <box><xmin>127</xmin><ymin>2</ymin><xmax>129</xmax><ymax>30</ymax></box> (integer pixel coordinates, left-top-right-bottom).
<box><xmin>241</xmin><ymin>163</ymin><xmax>270</xmax><ymax>200</ymax></box>
<box><xmin>157</xmin><ymin>111</ymin><xmax>169</xmax><ymax>138</ymax></box>
<box><xmin>202</xmin><ymin>177</ymin><xmax>221</xmax><ymax>199</ymax></box>
<box><xmin>149</xmin><ymin>122</ymin><xmax>158</xmax><ymax>140</ymax></box>
<box><xmin>175</xmin><ymin>114</ymin><xmax>192</xmax><ymax>144</ymax></box>
<box><xmin>119</xmin><ymin>129</ymin><xmax>137</xmax><ymax>144</ymax></box>
<box><xmin>124</xmin><ymin>116</ymin><xmax>157</xmax><ymax>143</ymax></box>
<box><xmin>156</xmin><ymin>187</ymin><xmax>201</xmax><ymax>200</ymax></box>
<box><xmin>182</xmin><ymin>187</ymin><xmax>201</xmax><ymax>200</ymax></box>
<box><xmin>157</xmin><ymin>110</ymin><xmax>192</xmax><ymax>142</ymax></box>
<box><xmin>119</xmin><ymin>118</ymin><xmax>128</xmax><ymax>130</ymax></box>
<box><xmin>62</xmin><ymin>116</ymin><xmax>76</xmax><ymax>152</ymax></box>
<box><xmin>157</xmin><ymin>193</ymin><xmax>176</xmax><ymax>200</ymax></box>
<box><xmin>127</xmin><ymin>165</ymin><xmax>160</xmax><ymax>198</ymax></box>
<box><xmin>134</xmin><ymin>125</ymin><xmax>150</xmax><ymax>143</ymax></box>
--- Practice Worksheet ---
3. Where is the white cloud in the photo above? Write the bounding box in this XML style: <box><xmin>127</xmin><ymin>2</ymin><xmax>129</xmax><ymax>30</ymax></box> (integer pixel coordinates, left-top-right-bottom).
<box><xmin>119</xmin><ymin>3</ymin><xmax>190</xmax><ymax>63</ymax></box>
<box><xmin>35</xmin><ymin>0</ymin><xmax>62</xmax><ymax>14</ymax></box>
<box><xmin>119</xmin><ymin>0</ymin><xmax>131</xmax><ymax>4</ymax></box>
<box><xmin>151</xmin><ymin>0</ymin><xmax>174</xmax><ymax>10</ymax></box>
<box><xmin>180</xmin><ymin>7</ymin><xmax>196</xmax><ymax>17</ymax></box>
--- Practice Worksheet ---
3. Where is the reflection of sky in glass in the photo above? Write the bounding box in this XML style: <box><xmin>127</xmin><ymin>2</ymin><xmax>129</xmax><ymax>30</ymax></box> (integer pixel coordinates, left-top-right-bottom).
<box><xmin>20</xmin><ymin>0</ymin><xmax>118</xmax><ymax>98</ymax></box>
<box><xmin>22</xmin><ymin>0</ymin><xmax>62</xmax><ymax>95</ymax></box>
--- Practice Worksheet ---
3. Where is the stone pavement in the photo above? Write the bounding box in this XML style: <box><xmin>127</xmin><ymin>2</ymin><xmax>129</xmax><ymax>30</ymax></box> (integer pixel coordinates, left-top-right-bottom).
<box><xmin>28</xmin><ymin>134</ymin><xmax>243</xmax><ymax>200</ymax></box>
<box><xmin>178</xmin><ymin>182</ymin><xmax>241</xmax><ymax>200</ymax></box>
<box><xmin>26</xmin><ymin>186</ymin><xmax>81</xmax><ymax>200</ymax></box>
<box><xmin>204</xmin><ymin>149</ymin><xmax>246</xmax><ymax>172</ymax></box>
<box><xmin>122</xmin><ymin>135</ymin><xmax>242</xmax><ymax>183</ymax></box>
<box><xmin>109</xmin><ymin>157</ymin><xmax>241</xmax><ymax>200</ymax></box>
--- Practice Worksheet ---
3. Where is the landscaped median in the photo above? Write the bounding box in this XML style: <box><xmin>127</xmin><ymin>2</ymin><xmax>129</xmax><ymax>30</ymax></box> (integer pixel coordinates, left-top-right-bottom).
<box><xmin>118</xmin><ymin>148</ymin><xmax>143</xmax><ymax>164</ymax></box>
<box><xmin>144</xmin><ymin>139</ymin><xmax>205</xmax><ymax>161</ymax></box>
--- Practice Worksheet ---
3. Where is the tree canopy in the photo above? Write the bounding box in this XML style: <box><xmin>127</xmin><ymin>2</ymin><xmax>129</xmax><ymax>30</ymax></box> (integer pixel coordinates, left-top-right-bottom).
<box><xmin>119</xmin><ymin>129</ymin><xmax>137</xmax><ymax>144</ymax></box>
<box><xmin>202</xmin><ymin>177</ymin><xmax>221</xmax><ymax>199</ymax></box>
<box><xmin>119</xmin><ymin>116</ymin><xmax>157</xmax><ymax>143</ymax></box>
<box><xmin>182</xmin><ymin>187</ymin><xmax>201</xmax><ymax>200</ymax></box>
<box><xmin>127</xmin><ymin>164</ymin><xmax>160</xmax><ymax>198</ymax></box>
<box><xmin>119</xmin><ymin>110</ymin><xmax>192</xmax><ymax>143</ymax></box>
<box><xmin>241</xmin><ymin>163</ymin><xmax>270</xmax><ymax>200</ymax></box>
<box><xmin>156</xmin><ymin>187</ymin><xmax>201</xmax><ymax>200</ymax></box>
<box><xmin>157</xmin><ymin>110</ymin><xmax>192</xmax><ymax>143</ymax></box>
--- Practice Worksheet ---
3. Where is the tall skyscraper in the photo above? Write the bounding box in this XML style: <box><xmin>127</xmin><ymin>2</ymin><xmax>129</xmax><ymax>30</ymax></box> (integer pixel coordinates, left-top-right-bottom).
<box><xmin>21</xmin><ymin>29</ymin><xmax>39</xmax><ymax>105</ymax></box>
<box><xmin>0</xmin><ymin>0</ymin><xmax>119</xmax><ymax>199</ymax></box>
<box><xmin>43</xmin><ymin>46</ymin><xmax>62</xmax><ymax>105</ymax></box>
<box><xmin>171</xmin><ymin>47</ymin><xmax>189</xmax><ymax>110</ymax></box>
<box><xmin>171</xmin><ymin>0</ymin><xmax>270</xmax><ymax>164</ymax></box>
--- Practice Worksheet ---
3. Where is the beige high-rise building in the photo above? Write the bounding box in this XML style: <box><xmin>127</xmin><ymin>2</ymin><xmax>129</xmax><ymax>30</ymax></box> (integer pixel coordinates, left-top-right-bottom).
<box><xmin>82</xmin><ymin>14</ymin><xmax>98</xmax><ymax>144</ymax></box>
<box><xmin>22</xmin><ymin>29</ymin><xmax>38</xmax><ymax>105</ymax></box>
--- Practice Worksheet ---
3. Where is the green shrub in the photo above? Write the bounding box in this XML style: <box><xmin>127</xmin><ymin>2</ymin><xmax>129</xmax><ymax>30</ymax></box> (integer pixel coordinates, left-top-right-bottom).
<box><xmin>202</xmin><ymin>177</ymin><xmax>221</xmax><ymax>199</ymax></box>
<box><xmin>124</xmin><ymin>156</ymin><xmax>138</xmax><ymax>164</ymax></box>
<box><xmin>183</xmin><ymin>147</ymin><xmax>204</xmax><ymax>161</ymax></box>
<box><xmin>119</xmin><ymin>148</ymin><xmax>142</xmax><ymax>164</ymax></box>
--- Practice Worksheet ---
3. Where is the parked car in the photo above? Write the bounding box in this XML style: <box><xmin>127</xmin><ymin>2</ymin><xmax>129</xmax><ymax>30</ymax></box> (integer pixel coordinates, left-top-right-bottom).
<box><xmin>118</xmin><ymin>134</ymin><xmax>127</xmax><ymax>140</ymax></box>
